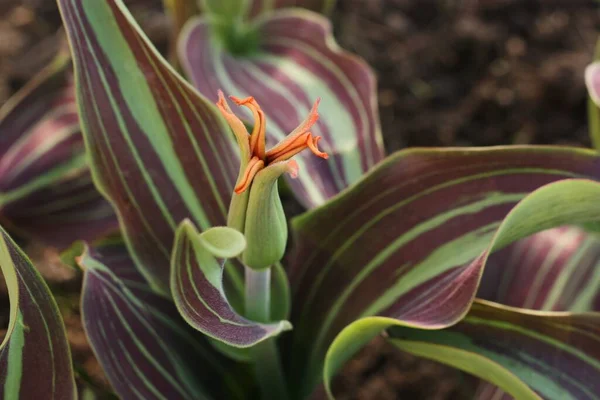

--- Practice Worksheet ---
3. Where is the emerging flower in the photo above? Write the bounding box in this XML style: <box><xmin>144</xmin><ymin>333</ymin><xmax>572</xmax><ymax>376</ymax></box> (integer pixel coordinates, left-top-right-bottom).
<box><xmin>216</xmin><ymin>91</ymin><xmax>329</xmax><ymax>270</ymax></box>
<box><xmin>216</xmin><ymin>91</ymin><xmax>329</xmax><ymax>194</ymax></box>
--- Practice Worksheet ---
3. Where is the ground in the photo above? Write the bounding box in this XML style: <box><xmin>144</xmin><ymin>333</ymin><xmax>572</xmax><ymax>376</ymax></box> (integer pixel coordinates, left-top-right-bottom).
<box><xmin>0</xmin><ymin>0</ymin><xmax>598</xmax><ymax>399</ymax></box>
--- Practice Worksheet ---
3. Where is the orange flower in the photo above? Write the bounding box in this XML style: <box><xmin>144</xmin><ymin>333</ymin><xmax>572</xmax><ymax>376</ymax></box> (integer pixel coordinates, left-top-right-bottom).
<box><xmin>216</xmin><ymin>91</ymin><xmax>328</xmax><ymax>194</ymax></box>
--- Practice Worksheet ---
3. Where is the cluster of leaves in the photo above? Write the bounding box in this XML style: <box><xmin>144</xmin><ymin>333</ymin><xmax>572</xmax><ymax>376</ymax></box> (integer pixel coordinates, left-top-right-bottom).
<box><xmin>1</xmin><ymin>0</ymin><xmax>600</xmax><ymax>399</ymax></box>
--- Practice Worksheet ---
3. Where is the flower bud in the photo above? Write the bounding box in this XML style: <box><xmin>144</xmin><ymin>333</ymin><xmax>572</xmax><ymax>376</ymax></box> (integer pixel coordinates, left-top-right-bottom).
<box><xmin>241</xmin><ymin>161</ymin><xmax>297</xmax><ymax>270</ymax></box>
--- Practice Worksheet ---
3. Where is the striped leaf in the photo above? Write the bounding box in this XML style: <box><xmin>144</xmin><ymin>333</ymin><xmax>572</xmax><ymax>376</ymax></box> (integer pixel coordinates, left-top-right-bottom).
<box><xmin>322</xmin><ymin>179</ymin><xmax>600</xmax><ymax>399</ymax></box>
<box><xmin>179</xmin><ymin>9</ymin><xmax>384</xmax><ymax>208</ymax></box>
<box><xmin>0</xmin><ymin>225</ymin><xmax>76</xmax><ymax>399</ymax></box>
<box><xmin>474</xmin><ymin>226</ymin><xmax>600</xmax><ymax>400</ymax></box>
<box><xmin>389</xmin><ymin>300</ymin><xmax>600</xmax><ymax>400</ymax></box>
<box><xmin>0</xmin><ymin>51</ymin><xmax>117</xmax><ymax>248</ymax></box>
<box><xmin>58</xmin><ymin>0</ymin><xmax>240</xmax><ymax>293</ymax></box>
<box><xmin>171</xmin><ymin>220</ymin><xmax>291</xmax><ymax>347</ymax></box>
<box><xmin>79</xmin><ymin>239</ymin><xmax>249</xmax><ymax>399</ymax></box>
<box><xmin>283</xmin><ymin>146</ymin><xmax>600</xmax><ymax>396</ymax></box>
<box><xmin>479</xmin><ymin>226</ymin><xmax>600</xmax><ymax>313</ymax></box>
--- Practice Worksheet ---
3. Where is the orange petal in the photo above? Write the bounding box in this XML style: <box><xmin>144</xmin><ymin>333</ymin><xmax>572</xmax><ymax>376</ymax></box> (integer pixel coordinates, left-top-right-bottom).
<box><xmin>287</xmin><ymin>98</ymin><xmax>320</xmax><ymax>138</ymax></box>
<box><xmin>266</xmin><ymin>132</ymin><xmax>329</xmax><ymax>164</ymax></box>
<box><xmin>306</xmin><ymin>136</ymin><xmax>329</xmax><ymax>160</ymax></box>
<box><xmin>265</xmin><ymin>99</ymin><xmax>325</xmax><ymax>163</ymax></box>
<box><xmin>216</xmin><ymin>91</ymin><xmax>251</xmax><ymax>159</ymax></box>
<box><xmin>230</xmin><ymin>95</ymin><xmax>266</xmax><ymax>160</ymax></box>
<box><xmin>234</xmin><ymin>156</ymin><xmax>264</xmax><ymax>194</ymax></box>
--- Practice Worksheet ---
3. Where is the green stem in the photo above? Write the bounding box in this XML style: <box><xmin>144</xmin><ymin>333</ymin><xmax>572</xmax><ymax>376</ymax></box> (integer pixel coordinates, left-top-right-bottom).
<box><xmin>245</xmin><ymin>267</ymin><xmax>290</xmax><ymax>400</ymax></box>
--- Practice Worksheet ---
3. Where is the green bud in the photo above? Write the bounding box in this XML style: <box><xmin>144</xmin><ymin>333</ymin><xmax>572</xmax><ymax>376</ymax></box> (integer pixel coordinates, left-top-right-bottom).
<box><xmin>227</xmin><ymin>188</ymin><xmax>250</xmax><ymax>234</ymax></box>
<box><xmin>240</xmin><ymin>162</ymin><xmax>291</xmax><ymax>270</ymax></box>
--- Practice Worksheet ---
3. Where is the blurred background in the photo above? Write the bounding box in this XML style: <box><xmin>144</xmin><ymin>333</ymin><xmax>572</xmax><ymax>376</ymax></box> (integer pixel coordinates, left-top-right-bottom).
<box><xmin>0</xmin><ymin>0</ymin><xmax>598</xmax><ymax>398</ymax></box>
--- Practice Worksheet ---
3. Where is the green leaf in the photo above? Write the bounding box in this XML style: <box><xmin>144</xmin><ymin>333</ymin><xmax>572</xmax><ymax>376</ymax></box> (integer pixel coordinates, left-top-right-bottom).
<box><xmin>389</xmin><ymin>300</ymin><xmax>600</xmax><ymax>400</ymax></box>
<box><xmin>179</xmin><ymin>9</ymin><xmax>384</xmax><ymax>208</ymax></box>
<box><xmin>392</xmin><ymin>341</ymin><xmax>538</xmax><ymax>400</ymax></box>
<box><xmin>271</xmin><ymin>262</ymin><xmax>290</xmax><ymax>321</ymax></box>
<box><xmin>171</xmin><ymin>220</ymin><xmax>292</xmax><ymax>347</ymax></box>
<box><xmin>79</xmin><ymin>238</ymin><xmax>249</xmax><ymax>399</ymax></box>
<box><xmin>199</xmin><ymin>225</ymin><xmax>247</xmax><ymax>258</ymax></box>
<box><xmin>283</xmin><ymin>146</ymin><xmax>600</xmax><ymax>397</ymax></box>
<box><xmin>58</xmin><ymin>0</ymin><xmax>241</xmax><ymax>293</ymax></box>
<box><xmin>0</xmin><ymin>225</ymin><xmax>76</xmax><ymax>398</ymax></box>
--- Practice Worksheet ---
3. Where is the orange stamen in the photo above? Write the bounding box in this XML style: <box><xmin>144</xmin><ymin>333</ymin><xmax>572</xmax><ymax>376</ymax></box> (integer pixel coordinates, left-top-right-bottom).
<box><xmin>266</xmin><ymin>132</ymin><xmax>328</xmax><ymax>164</ymax></box>
<box><xmin>218</xmin><ymin>91</ymin><xmax>328</xmax><ymax>194</ymax></box>
<box><xmin>306</xmin><ymin>136</ymin><xmax>328</xmax><ymax>159</ymax></box>
<box><xmin>287</xmin><ymin>99</ymin><xmax>320</xmax><ymax>138</ymax></box>
<box><xmin>230</xmin><ymin>95</ymin><xmax>266</xmax><ymax>160</ymax></box>
<box><xmin>265</xmin><ymin>99</ymin><xmax>327</xmax><ymax>163</ymax></box>
<box><xmin>234</xmin><ymin>156</ymin><xmax>265</xmax><ymax>194</ymax></box>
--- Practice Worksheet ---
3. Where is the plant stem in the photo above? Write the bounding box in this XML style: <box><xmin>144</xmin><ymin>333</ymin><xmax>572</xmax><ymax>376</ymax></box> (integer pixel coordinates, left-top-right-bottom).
<box><xmin>245</xmin><ymin>267</ymin><xmax>270</xmax><ymax>322</ymax></box>
<box><xmin>245</xmin><ymin>267</ymin><xmax>290</xmax><ymax>400</ymax></box>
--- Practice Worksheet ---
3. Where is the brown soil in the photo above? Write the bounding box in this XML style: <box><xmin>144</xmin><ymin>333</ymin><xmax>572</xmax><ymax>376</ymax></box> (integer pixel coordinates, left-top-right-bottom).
<box><xmin>0</xmin><ymin>0</ymin><xmax>598</xmax><ymax>399</ymax></box>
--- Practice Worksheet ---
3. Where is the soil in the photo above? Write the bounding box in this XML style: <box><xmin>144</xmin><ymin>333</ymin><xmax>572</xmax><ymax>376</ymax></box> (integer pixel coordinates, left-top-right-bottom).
<box><xmin>0</xmin><ymin>0</ymin><xmax>598</xmax><ymax>399</ymax></box>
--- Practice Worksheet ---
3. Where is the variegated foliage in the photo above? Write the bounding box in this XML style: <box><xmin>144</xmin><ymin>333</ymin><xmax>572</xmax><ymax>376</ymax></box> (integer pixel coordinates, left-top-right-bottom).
<box><xmin>0</xmin><ymin>52</ymin><xmax>117</xmax><ymax>248</ymax></box>
<box><xmin>4</xmin><ymin>1</ymin><xmax>596</xmax><ymax>399</ymax></box>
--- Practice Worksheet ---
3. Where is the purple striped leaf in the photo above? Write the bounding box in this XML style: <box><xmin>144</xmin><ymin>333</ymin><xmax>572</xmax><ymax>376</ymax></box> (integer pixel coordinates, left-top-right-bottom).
<box><xmin>79</xmin><ymin>239</ymin><xmax>249</xmax><ymax>399</ymax></box>
<box><xmin>171</xmin><ymin>220</ymin><xmax>291</xmax><ymax>347</ymax></box>
<box><xmin>389</xmin><ymin>300</ymin><xmax>600</xmax><ymax>400</ymax></box>
<box><xmin>179</xmin><ymin>9</ymin><xmax>384</xmax><ymax>208</ymax></box>
<box><xmin>474</xmin><ymin>226</ymin><xmax>600</xmax><ymax>399</ymax></box>
<box><xmin>0</xmin><ymin>51</ymin><xmax>117</xmax><ymax>249</ymax></box>
<box><xmin>479</xmin><ymin>226</ymin><xmax>600</xmax><ymax>312</ymax></box>
<box><xmin>0</xmin><ymin>226</ymin><xmax>76</xmax><ymax>398</ymax></box>
<box><xmin>58</xmin><ymin>0</ymin><xmax>240</xmax><ymax>293</ymax></box>
<box><xmin>284</xmin><ymin>146</ymin><xmax>600</xmax><ymax>396</ymax></box>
